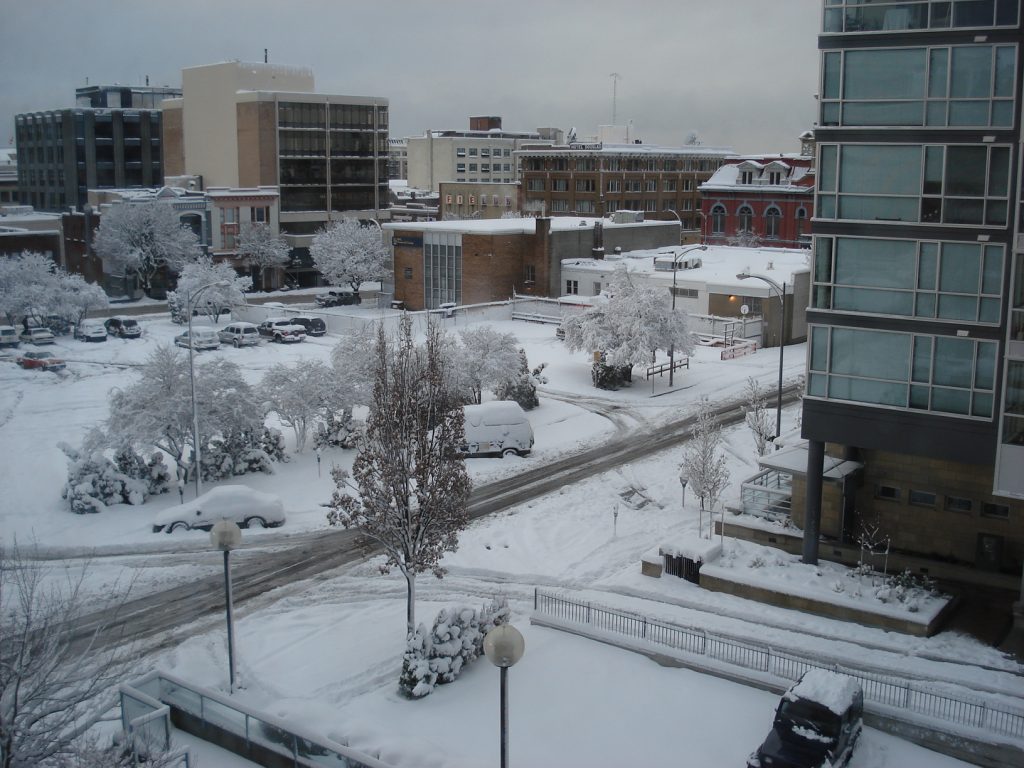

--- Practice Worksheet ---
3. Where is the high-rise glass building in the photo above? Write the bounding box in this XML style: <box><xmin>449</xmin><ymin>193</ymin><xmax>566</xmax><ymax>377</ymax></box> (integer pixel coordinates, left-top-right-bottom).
<box><xmin>802</xmin><ymin>1</ymin><xmax>1023</xmax><ymax>590</ymax></box>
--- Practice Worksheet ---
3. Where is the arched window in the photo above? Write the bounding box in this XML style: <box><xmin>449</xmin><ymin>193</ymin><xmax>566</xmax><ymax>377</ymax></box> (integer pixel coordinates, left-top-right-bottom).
<box><xmin>765</xmin><ymin>206</ymin><xmax>782</xmax><ymax>239</ymax></box>
<box><xmin>711</xmin><ymin>204</ymin><xmax>726</xmax><ymax>234</ymax></box>
<box><xmin>738</xmin><ymin>205</ymin><xmax>753</xmax><ymax>233</ymax></box>
<box><xmin>795</xmin><ymin>207</ymin><xmax>807</xmax><ymax>240</ymax></box>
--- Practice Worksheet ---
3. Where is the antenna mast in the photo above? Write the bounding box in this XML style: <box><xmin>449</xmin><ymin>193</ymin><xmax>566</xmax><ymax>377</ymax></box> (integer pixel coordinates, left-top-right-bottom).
<box><xmin>609</xmin><ymin>72</ymin><xmax>622</xmax><ymax>124</ymax></box>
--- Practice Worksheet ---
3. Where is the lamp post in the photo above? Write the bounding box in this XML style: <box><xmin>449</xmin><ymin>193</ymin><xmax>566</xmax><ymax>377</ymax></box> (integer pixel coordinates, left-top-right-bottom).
<box><xmin>669</xmin><ymin>244</ymin><xmax>708</xmax><ymax>386</ymax></box>
<box><xmin>210</xmin><ymin>519</ymin><xmax>242</xmax><ymax>693</ymax></box>
<box><xmin>737</xmin><ymin>272</ymin><xmax>786</xmax><ymax>442</ymax></box>
<box><xmin>483</xmin><ymin>623</ymin><xmax>526</xmax><ymax>768</ymax></box>
<box><xmin>187</xmin><ymin>281</ymin><xmax>230</xmax><ymax>498</ymax></box>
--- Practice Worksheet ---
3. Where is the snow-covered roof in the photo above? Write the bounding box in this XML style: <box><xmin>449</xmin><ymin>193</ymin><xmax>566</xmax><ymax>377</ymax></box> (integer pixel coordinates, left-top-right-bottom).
<box><xmin>785</xmin><ymin>669</ymin><xmax>861</xmax><ymax>715</ymax></box>
<box><xmin>382</xmin><ymin>216</ymin><xmax>675</xmax><ymax>236</ymax></box>
<box><xmin>0</xmin><ymin>206</ymin><xmax>61</xmax><ymax>224</ymax></box>
<box><xmin>700</xmin><ymin>160</ymin><xmax>814</xmax><ymax>193</ymax></box>
<box><xmin>757</xmin><ymin>440</ymin><xmax>863</xmax><ymax>480</ymax></box>
<box><xmin>516</xmin><ymin>143</ymin><xmax>735</xmax><ymax>158</ymax></box>
<box><xmin>560</xmin><ymin>244</ymin><xmax>809</xmax><ymax>294</ymax></box>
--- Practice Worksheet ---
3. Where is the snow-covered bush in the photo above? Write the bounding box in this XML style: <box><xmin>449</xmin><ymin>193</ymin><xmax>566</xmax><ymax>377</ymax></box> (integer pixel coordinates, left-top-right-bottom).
<box><xmin>493</xmin><ymin>349</ymin><xmax>540</xmax><ymax>410</ymax></box>
<box><xmin>591</xmin><ymin>359</ymin><xmax>632</xmax><ymax>390</ymax></box>
<box><xmin>313</xmin><ymin>412</ymin><xmax>362</xmax><ymax>450</ymax></box>
<box><xmin>114</xmin><ymin>446</ymin><xmax>172</xmax><ymax>496</ymax></box>
<box><xmin>59</xmin><ymin>443</ymin><xmax>148</xmax><ymax>513</ymax></box>
<box><xmin>398</xmin><ymin>597</ymin><xmax>510</xmax><ymax>699</ymax></box>
<box><xmin>201</xmin><ymin>429</ymin><xmax>280</xmax><ymax>481</ymax></box>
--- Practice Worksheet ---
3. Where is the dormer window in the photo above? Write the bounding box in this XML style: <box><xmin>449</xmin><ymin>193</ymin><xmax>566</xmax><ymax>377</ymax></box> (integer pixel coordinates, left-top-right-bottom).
<box><xmin>768</xmin><ymin>171</ymin><xmax>782</xmax><ymax>185</ymax></box>
<box><xmin>740</xmin><ymin>170</ymin><xmax>754</xmax><ymax>185</ymax></box>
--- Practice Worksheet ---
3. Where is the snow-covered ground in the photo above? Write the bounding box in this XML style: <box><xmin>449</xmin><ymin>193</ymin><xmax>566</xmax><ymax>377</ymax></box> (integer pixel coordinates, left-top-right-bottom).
<box><xmin>2</xmin><ymin>305</ymin><xmax>1019</xmax><ymax>767</ymax></box>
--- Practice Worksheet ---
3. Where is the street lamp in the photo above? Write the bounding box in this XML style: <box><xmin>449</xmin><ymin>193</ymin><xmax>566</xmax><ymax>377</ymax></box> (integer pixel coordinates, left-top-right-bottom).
<box><xmin>737</xmin><ymin>272</ymin><xmax>786</xmax><ymax>442</ymax></box>
<box><xmin>210</xmin><ymin>519</ymin><xmax>242</xmax><ymax>693</ymax></box>
<box><xmin>483</xmin><ymin>623</ymin><xmax>526</xmax><ymax>768</ymax></box>
<box><xmin>187</xmin><ymin>280</ymin><xmax>230</xmax><ymax>497</ymax></box>
<box><xmin>669</xmin><ymin>244</ymin><xmax>708</xmax><ymax>386</ymax></box>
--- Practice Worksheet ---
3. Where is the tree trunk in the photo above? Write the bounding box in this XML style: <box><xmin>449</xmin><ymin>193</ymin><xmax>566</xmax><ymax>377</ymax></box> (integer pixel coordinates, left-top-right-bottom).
<box><xmin>404</xmin><ymin>570</ymin><xmax>416</xmax><ymax>634</ymax></box>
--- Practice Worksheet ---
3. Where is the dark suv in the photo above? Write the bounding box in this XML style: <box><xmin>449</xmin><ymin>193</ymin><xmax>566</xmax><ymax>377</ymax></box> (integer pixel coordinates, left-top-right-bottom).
<box><xmin>288</xmin><ymin>315</ymin><xmax>327</xmax><ymax>337</ymax></box>
<box><xmin>747</xmin><ymin>670</ymin><xmax>863</xmax><ymax>768</ymax></box>
<box><xmin>104</xmin><ymin>316</ymin><xmax>143</xmax><ymax>339</ymax></box>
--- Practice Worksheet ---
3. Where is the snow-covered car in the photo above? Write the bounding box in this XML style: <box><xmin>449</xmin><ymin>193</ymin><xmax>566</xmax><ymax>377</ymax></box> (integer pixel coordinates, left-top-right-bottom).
<box><xmin>218</xmin><ymin>322</ymin><xmax>261</xmax><ymax>347</ymax></box>
<box><xmin>74</xmin><ymin>321</ymin><xmax>108</xmax><ymax>342</ymax></box>
<box><xmin>153</xmin><ymin>485</ymin><xmax>286</xmax><ymax>533</ymax></box>
<box><xmin>288</xmin><ymin>315</ymin><xmax>327</xmax><ymax>337</ymax></box>
<box><xmin>174</xmin><ymin>328</ymin><xmax>220</xmax><ymax>350</ymax></box>
<box><xmin>19</xmin><ymin>326</ymin><xmax>56</xmax><ymax>345</ymax></box>
<box><xmin>17</xmin><ymin>350</ymin><xmax>66</xmax><ymax>371</ymax></box>
<box><xmin>315</xmin><ymin>289</ymin><xmax>359</xmax><ymax>307</ymax></box>
<box><xmin>104</xmin><ymin>316</ymin><xmax>143</xmax><ymax>339</ymax></box>
<box><xmin>460</xmin><ymin>401</ymin><xmax>534</xmax><ymax>457</ymax></box>
<box><xmin>0</xmin><ymin>325</ymin><xmax>20</xmax><ymax>348</ymax></box>
<box><xmin>257</xmin><ymin>318</ymin><xmax>306</xmax><ymax>343</ymax></box>
<box><xmin>747</xmin><ymin>670</ymin><xmax>863</xmax><ymax>768</ymax></box>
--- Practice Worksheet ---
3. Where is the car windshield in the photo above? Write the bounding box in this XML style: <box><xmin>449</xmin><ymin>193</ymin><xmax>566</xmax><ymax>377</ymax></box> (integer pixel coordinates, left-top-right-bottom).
<box><xmin>777</xmin><ymin>700</ymin><xmax>841</xmax><ymax>739</ymax></box>
<box><xmin>121</xmin><ymin>319</ymin><xmax>138</xmax><ymax>328</ymax></box>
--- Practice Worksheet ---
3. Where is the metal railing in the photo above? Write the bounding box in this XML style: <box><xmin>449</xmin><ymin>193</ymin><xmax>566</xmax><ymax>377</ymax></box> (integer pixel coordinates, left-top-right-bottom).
<box><xmin>739</xmin><ymin>468</ymin><xmax>792</xmax><ymax>520</ymax></box>
<box><xmin>533</xmin><ymin>589</ymin><xmax>1024</xmax><ymax>741</ymax></box>
<box><xmin>119</xmin><ymin>682</ymin><xmax>191</xmax><ymax>767</ymax></box>
<box><xmin>123</xmin><ymin>670</ymin><xmax>392</xmax><ymax>768</ymax></box>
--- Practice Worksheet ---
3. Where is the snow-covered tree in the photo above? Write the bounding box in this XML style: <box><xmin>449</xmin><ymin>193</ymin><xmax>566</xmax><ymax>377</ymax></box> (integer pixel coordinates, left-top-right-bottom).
<box><xmin>327</xmin><ymin>317</ymin><xmax>472</xmax><ymax>635</ymax></box>
<box><xmin>562</xmin><ymin>266</ymin><xmax>695</xmax><ymax>389</ymax></box>
<box><xmin>728</xmin><ymin>229</ymin><xmax>762</xmax><ymax>248</ymax></box>
<box><xmin>92</xmin><ymin>202</ymin><xmax>201</xmax><ymax>295</ymax></box>
<box><xmin>310</xmin><ymin>219</ymin><xmax>389</xmax><ymax>299</ymax></box>
<box><xmin>0</xmin><ymin>251</ymin><xmax>61</xmax><ymax>327</ymax></box>
<box><xmin>680</xmin><ymin>396</ymin><xmax>730</xmax><ymax>540</ymax></box>
<box><xmin>330</xmin><ymin>328</ymin><xmax>385</xmax><ymax>406</ymax></box>
<box><xmin>743</xmin><ymin>377</ymin><xmax>775</xmax><ymax>457</ymax></box>
<box><xmin>166</xmin><ymin>256</ymin><xmax>249</xmax><ymax>324</ymax></box>
<box><xmin>262</xmin><ymin>360</ymin><xmax>346</xmax><ymax>453</ymax></box>
<box><xmin>455</xmin><ymin>326</ymin><xmax>522</xmax><ymax>404</ymax></box>
<box><xmin>494</xmin><ymin>349</ymin><xmax>541</xmax><ymax>410</ymax></box>
<box><xmin>0</xmin><ymin>542</ymin><xmax>131</xmax><ymax>768</ymax></box>
<box><xmin>237</xmin><ymin>221</ymin><xmax>290</xmax><ymax>291</ymax></box>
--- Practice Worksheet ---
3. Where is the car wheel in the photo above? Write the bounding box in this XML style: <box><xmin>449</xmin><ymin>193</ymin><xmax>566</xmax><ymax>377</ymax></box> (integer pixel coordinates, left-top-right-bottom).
<box><xmin>245</xmin><ymin>516</ymin><xmax>267</xmax><ymax>529</ymax></box>
<box><xmin>502</xmin><ymin>448</ymin><xmax>518</xmax><ymax>458</ymax></box>
<box><xmin>233</xmin><ymin>339</ymin><xmax>240</xmax><ymax>348</ymax></box>
<box><xmin>168</xmin><ymin>521</ymin><xmax>189</xmax><ymax>533</ymax></box>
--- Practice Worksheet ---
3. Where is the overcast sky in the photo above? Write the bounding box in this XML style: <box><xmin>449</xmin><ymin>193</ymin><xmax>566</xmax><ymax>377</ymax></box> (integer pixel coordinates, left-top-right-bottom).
<box><xmin>0</xmin><ymin>0</ymin><xmax>821</xmax><ymax>155</ymax></box>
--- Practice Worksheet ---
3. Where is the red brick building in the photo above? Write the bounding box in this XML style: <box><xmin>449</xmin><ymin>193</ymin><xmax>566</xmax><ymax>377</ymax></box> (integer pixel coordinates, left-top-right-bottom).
<box><xmin>699</xmin><ymin>152</ymin><xmax>815</xmax><ymax>249</ymax></box>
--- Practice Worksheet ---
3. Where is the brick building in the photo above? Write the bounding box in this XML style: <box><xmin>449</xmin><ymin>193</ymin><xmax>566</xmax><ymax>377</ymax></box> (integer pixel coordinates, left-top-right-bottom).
<box><xmin>438</xmin><ymin>181</ymin><xmax>519</xmax><ymax>220</ymax></box>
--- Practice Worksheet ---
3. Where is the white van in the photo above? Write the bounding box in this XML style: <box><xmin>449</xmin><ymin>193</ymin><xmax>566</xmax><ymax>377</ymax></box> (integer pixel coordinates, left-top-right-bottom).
<box><xmin>0</xmin><ymin>325</ymin><xmax>19</xmax><ymax>348</ymax></box>
<box><xmin>461</xmin><ymin>401</ymin><xmax>534</xmax><ymax>458</ymax></box>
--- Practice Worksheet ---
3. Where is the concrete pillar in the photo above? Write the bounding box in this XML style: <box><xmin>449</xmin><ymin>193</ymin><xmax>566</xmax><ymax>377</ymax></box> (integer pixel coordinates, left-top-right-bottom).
<box><xmin>802</xmin><ymin>439</ymin><xmax>824</xmax><ymax>565</ymax></box>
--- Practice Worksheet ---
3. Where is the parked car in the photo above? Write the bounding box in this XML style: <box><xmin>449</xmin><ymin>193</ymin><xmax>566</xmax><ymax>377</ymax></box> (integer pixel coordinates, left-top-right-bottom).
<box><xmin>257</xmin><ymin>318</ymin><xmax>306</xmax><ymax>343</ymax></box>
<box><xmin>19</xmin><ymin>326</ymin><xmax>55</xmax><ymax>345</ymax></box>
<box><xmin>74</xmin><ymin>321</ymin><xmax>108</xmax><ymax>342</ymax></box>
<box><xmin>747</xmin><ymin>670</ymin><xmax>864</xmax><ymax>768</ymax></box>
<box><xmin>153</xmin><ymin>485</ymin><xmax>286</xmax><ymax>533</ymax></box>
<box><xmin>17</xmin><ymin>350</ymin><xmax>66</xmax><ymax>371</ymax></box>
<box><xmin>217</xmin><ymin>322</ymin><xmax>261</xmax><ymax>347</ymax></box>
<box><xmin>460</xmin><ymin>401</ymin><xmax>534</xmax><ymax>458</ymax></box>
<box><xmin>0</xmin><ymin>325</ymin><xmax>20</xmax><ymax>348</ymax></box>
<box><xmin>104</xmin><ymin>316</ymin><xmax>143</xmax><ymax>339</ymax></box>
<box><xmin>174</xmin><ymin>328</ymin><xmax>220</xmax><ymax>350</ymax></box>
<box><xmin>315</xmin><ymin>289</ymin><xmax>360</xmax><ymax>307</ymax></box>
<box><xmin>288</xmin><ymin>315</ymin><xmax>327</xmax><ymax>337</ymax></box>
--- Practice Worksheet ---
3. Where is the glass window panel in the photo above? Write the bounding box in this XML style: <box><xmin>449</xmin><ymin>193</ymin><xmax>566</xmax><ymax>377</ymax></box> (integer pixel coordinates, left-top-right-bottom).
<box><xmin>844</xmin><ymin>49</ymin><xmax>925</xmax><ymax>99</ymax></box>
<box><xmin>919</xmin><ymin>243</ymin><xmax>938</xmax><ymax>288</ymax></box>
<box><xmin>932</xmin><ymin>1</ymin><xmax>952</xmax><ymax>27</ymax></box>
<box><xmin>840</xmin><ymin>145</ymin><xmax>920</xmax><ymax>194</ymax></box>
<box><xmin>926</xmin><ymin>101</ymin><xmax>948</xmax><ymax>125</ymax></box>
<box><xmin>834</xmin><ymin>287</ymin><xmax>914</xmax><ymax>315</ymax></box>
<box><xmin>814</xmin><ymin>237</ymin><xmax>834</xmax><ymax>283</ymax></box>
<box><xmin>831</xmin><ymin>328</ymin><xmax>910</xmax><ymax>380</ymax></box>
<box><xmin>937</xmin><ymin>294</ymin><xmax>978</xmax><ymax>319</ymax></box>
<box><xmin>943</xmin><ymin>197</ymin><xmax>984</xmax><ymax>224</ymax></box>
<box><xmin>811</xmin><ymin>327</ymin><xmax>829</xmax><ymax>371</ymax></box>
<box><xmin>950</xmin><ymin>46</ymin><xmax>993</xmax><ymax>98</ymax></box>
<box><xmin>823</xmin><ymin>102</ymin><xmax>841</xmax><ymax>126</ymax></box>
<box><xmin>916</xmin><ymin>292</ymin><xmax>937</xmax><ymax>316</ymax></box>
<box><xmin>910</xmin><ymin>384</ymin><xmax>930</xmax><ymax>408</ymax></box>
<box><xmin>953</xmin><ymin>0</ymin><xmax>995</xmax><ymax>27</ymax></box>
<box><xmin>939</xmin><ymin>242</ymin><xmax>980</xmax><ymax>292</ymax></box>
<box><xmin>819</xmin><ymin>145</ymin><xmax>837</xmax><ymax>192</ymax></box>
<box><xmin>819</xmin><ymin>195</ymin><xmax>836</xmax><ymax>218</ymax></box>
<box><xmin>840</xmin><ymin>195</ymin><xmax>918</xmax><ymax>221</ymax></box>
<box><xmin>985</xmin><ymin>200</ymin><xmax>1007</xmax><ymax>226</ymax></box>
<box><xmin>991</xmin><ymin>100</ymin><xmax>1013</xmax><ymax>126</ymax></box>
<box><xmin>979</xmin><ymin>297</ymin><xmax>1000</xmax><ymax>322</ymax></box>
<box><xmin>843</xmin><ymin>101</ymin><xmax>923</xmax><ymax>126</ymax></box>
<box><xmin>814</xmin><ymin>285</ymin><xmax>833</xmax><ymax>309</ymax></box>
<box><xmin>994</xmin><ymin>46</ymin><xmax>1015</xmax><ymax>96</ymax></box>
<box><xmin>933</xmin><ymin>336</ymin><xmax>974</xmax><ymax>387</ymax></box>
<box><xmin>932</xmin><ymin>387</ymin><xmax>971</xmax><ymax>414</ymax></box>
<box><xmin>995</xmin><ymin>0</ymin><xmax>1018</xmax><ymax>25</ymax></box>
<box><xmin>975</xmin><ymin>341</ymin><xmax>995</xmax><ymax>389</ymax></box>
<box><xmin>949</xmin><ymin>100</ymin><xmax>989</xmax><ymax>125</ymax></box>
<box><xmin>929</xmin><ymin>49</ymin><xmax>949</xmax><ymax>97</ymax></box>
<box><xmin>982</xmin><ymin>245</ymin><xmax>1003</xmax><ymax>294</ymax></box>
<box><xmin>973</xmin><ymin>392</ymin><xmax>993</xmax><ymax>417</ymax></box>
<box><xmin>913</xmin><ymin>336</ymin><xmax>932</xmax><ymax>382</ymax></box>
<box><xmin>988</xmin><ymin>147</ymin><xmax>1010</xmax><ymax>196</ymax></box>
<box><xmin>835</xmin><ymin>237</ymin><xmax>916</xmax><ymax>288</ymax></box>
<box><xmin>829</xmin><ymin>376</ymin><xmax>908</xmax><ymax>407</ymax></box>
<box><xmin>824</xmin><ymin>52</ymin><xmax>841</xmax><ymax>99</ymax></box>
<box><xmin>809</xmin><ymin>373</ymin><xmax>828</xmax><ymax>397</ymax></box>
<box><xmin>945</xmin><ymin>146</ymin><xmax>986</xmax><ymax>195</ymax></box>
<box><xmin>924</xmin><ymin>147</ymin><xmax>943</xmax><ymax>195</ymax></box>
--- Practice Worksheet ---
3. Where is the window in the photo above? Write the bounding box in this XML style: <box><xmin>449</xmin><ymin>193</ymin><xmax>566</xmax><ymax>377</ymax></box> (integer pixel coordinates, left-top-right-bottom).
<box><xmin>796</xmin><ymin>207</ymin><xmax>807</xmax><ymax>240</ymax></box>
<box><xmin>250</xmin><ymin>207</ymin><xmax>269</xmax><ymax>223</ymax></box>
<box><xmin>606</xmin><ymin>200</ymin><xmax>619</xmax><ymax>213</ymax></box>
<box><xmin>576</xmin><ymin>179</ymin><xmax>596</xmax><ymax>192</ymax></box>
<box><xmin>740</xmin><ymin>171</ymin><xmax>754</xmax><ymax>185</ymax></box>
<box><xmin>981</xmin><ymin>502</ymin><xmax>1009</xmax><ymax>519</ymax></box>
<box><xmin>670</xmin><ymin>286</ymin><xmax>699</xmax><ymax>299</ymax></box>
<box><xmin>645</xmin><ymin>180</ymin><xmax>657</xmax><ymax>192</ymax></box>
<box><xmin>738</xmin><ymin>205</ymin><xmax>753</xmax><ymax>232</ymax></box>
<box><xmin>664</xmin><ymin>180</ymin><xmax>677</xmax><ymax>192</ymax></box>
<box><xmin>576</xmin><ymin>200</ymin><xmax>595</xmax><ymax>213</ymax></box>
<box><xmin>593</xmin><ymin>282</ymin><xmax>602</xmax><ymax>294</ymax></box>
<box><xmin>607</xmin><ymin>180</ymin><xmax>621</xmax><ymax>193</ymax></box>
<box><xmin>823</xmin><ymin>0</ymin><xmax>1019</xmax><ymax>35</ymax></box>
<box><xmin>469</xmin><ymin>148</ymin><xmax>478</xmax><ymax>157</ymax></box>
<box><xmin>469</xmin><ymin>163</ymin><xmax>477</xmax><ymax>172</ymax></box>
<box><xmin>552</xmin><ymin>179</ymin><xmax>568</xmax><ymax>192</ymax></box>
<box><xmin>481</xmin><ymin>148</ymin><xmax>490</xmax><ymax>157</ymax></box>
<box><xmin>481</xmin><ymin>164</ymin><xmax>490</xmax><ymax>173</ymax></box>
<box><xmin>457</xmin><ymin>147</ymin><xmax>466</xmax><ymax>157</ymax></box>
<box><xmin>711</xmin><ymin>204</ymin><xmax>726</xmax><ymax>234</ymax></box>
<box><xmin>576</xmin><ymin>158</ymin><xmax>597</xmax><ymax>171</ymax></box>
<box><xmin>527</xmin><ymin>179</ymin><xmax>545</xmax><ymax>192</ymax></box>
<box><xmin>765</xmin><ymin>207</ymin><xmax>781</xmax><ymax>239</ymax></box>
<box><xmin>663</xmin><ymin>200</ymin><xmax>675</xmax><ymax>211</ymax></box>
<box><xmin>876</xmin><ymin>485</ymin><xmax>901</xmax><ymax>501</ymax></box>
<box><xmin>945</xmin><ymin>495</ymin><xmax>974</xmax><ymax>514</ymax></box>
<box><xmin>645</xmin><ymin>199</ymin><xmax>658</xmax><ymax>212</ymax></box>
<box><xmin>550</xmin><ymin>199</ymin><xmax>569</xmax><ymax>212</ymax></box>
<box><xmin>807</xmin><ymin>325</ymin><xmax>998</xmax><ymax>418</ymax></box>
<box><xmin>683</xmin><ymin>179</ymin><xmax>693</xmax><ymax>192</ymax></box>
<box><xmin>457</xmin><ymin>163</ymin><xmax>466</xmax><ymax>173</ymax></box>
<box><xmin>404</xmin><ymin>267</ymin><xmax>413</xmax><ymax>280</ymax></box>
<box><xmin>525</xmin><ymin>265</ymin><xmax>536</xmax><ymax>283</ymax></box>
<box><xmin>625</xmin><ymin>180</ymin><xmax>642</xmax><ymax>193</ymax></box>
<box><xmin>566</xmin><ymin>280</ymin><xmax>579</xmax><ymax>295</ymax></box>
<box><xmin>909</xmin><ymin>489</ymin><xmax>937</xmax><ymax>506</ymax></box>
<box><xmin>423</xmin><ymin>231</ymin><xmax>462</xmax><ymax>309</ymax></box>
<box><xmin>816</xmin><ymin>143</ymin><xmax>1011</xmax><ymax>226</ymax></box>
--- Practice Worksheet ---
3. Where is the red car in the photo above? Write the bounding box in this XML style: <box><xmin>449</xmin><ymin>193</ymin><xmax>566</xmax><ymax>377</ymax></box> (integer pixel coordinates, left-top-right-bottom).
<box><xmin>17</xmin><ymin>350</ymin><xmax>66</xmax><ymax>371</ymax></box>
